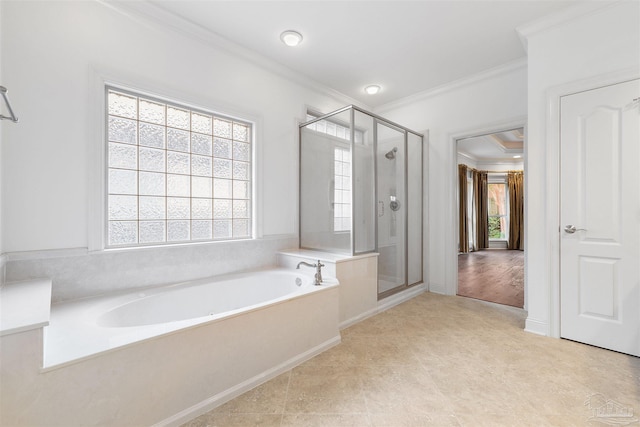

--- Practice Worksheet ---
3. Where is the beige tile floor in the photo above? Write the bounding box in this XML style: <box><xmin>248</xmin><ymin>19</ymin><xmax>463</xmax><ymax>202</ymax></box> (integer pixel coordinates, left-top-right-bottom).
<box><xmin>182</xmin><ymin>292</ymin><xmax>640</xmax><ymax>427</ymax></box>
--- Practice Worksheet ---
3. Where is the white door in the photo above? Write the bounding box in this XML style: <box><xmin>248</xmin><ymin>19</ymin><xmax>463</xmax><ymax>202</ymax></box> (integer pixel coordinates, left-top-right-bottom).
<box><xmin>560</xmin><ymin>78</ymin><xmax>640</xmax><ymax>357</ymax></box>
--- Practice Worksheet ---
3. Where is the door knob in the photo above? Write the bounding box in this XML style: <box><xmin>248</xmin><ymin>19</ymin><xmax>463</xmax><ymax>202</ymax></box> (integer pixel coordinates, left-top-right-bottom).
<box><xmin>564</xmin><ymin>225</ymin><xmax>587</xmax><ymax>234</ymax></box>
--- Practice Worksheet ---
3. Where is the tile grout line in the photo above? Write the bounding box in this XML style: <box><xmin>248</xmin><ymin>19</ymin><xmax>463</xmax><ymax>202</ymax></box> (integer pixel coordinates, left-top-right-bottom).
<box><xmin>278</xmin><ymin>369</ymin><xmax>292</xmax><ymax>426</ymax></box>
<box><xmin>358</xmin><ymin>359</ymin><xmax>374</xmax><ymax>427</ymax></box>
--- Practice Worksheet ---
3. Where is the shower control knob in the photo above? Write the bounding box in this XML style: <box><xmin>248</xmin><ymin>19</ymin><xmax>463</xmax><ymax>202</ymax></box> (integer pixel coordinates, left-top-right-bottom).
<box><xmin>390</xmin><ymin>196</ymin><xmax>401</xmax><ymax>212</ymax></box>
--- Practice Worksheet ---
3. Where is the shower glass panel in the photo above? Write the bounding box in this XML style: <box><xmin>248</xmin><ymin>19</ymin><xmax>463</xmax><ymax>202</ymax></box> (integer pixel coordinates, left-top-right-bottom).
<box><xmin>299</xmin><ymin>106</ymin><xmax>424</xmax><ymax>299</ymax></box>
<box><xmin>353</xmin><ymin>111</ymin><xmax>376</xmax><ymax>253</ymax></box>
<box><xmin>300</xmin><ymin>109</ymin><xmax>352</xmax><ymax>253</ymax></box>
<box><xmin>376</xmin><ymin>121</ymin><xmax>406</xmax><ymax>295</ymax></box>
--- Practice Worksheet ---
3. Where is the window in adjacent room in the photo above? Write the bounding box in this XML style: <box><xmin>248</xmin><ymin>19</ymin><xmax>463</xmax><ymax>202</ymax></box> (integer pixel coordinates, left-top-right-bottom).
<box><xmin>488</xmin><ymin>181</ymin><xmax>508</xmax><ymax>240</ymax></box>
<box><xmin>106</xmin><ymin>87</ymin><xmax>252</xmax><ymax>247</ymax></box>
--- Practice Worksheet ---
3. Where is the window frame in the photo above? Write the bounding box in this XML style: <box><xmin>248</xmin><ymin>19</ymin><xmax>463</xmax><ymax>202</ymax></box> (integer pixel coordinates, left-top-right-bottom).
<box><xmin>99</xmin><ymin>83</ymin><xmax>256</xmax><ymax>250</ymax></box>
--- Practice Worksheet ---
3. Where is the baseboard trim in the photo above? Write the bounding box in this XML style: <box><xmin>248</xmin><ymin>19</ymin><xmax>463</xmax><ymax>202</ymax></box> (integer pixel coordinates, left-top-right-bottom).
<box><xmin>377</xmin><ymin>283</ymin><xmax>427</xmax><ymax>313</ymax></box>
<box><xmin>339</xmin><ymin>283</ymin><xmax>427</xmax><ymax>330</ymax></box>
<box><xmin>524</xmin><ymin>317</ymin><xmax>548</xmax><ymax>336</ymax></box>
<box><xmin>339</xmin><ymin>284</ymin><xmax>427</xmax><ymax>330</ymax></box>
<box><xmin>153</xmin><ymin>335</ymin><xmax>341</xmax><ymax>427</ymax></box>
<box><xmin>427</xmin><ymin>282</ymin><xmax>446</xmax><ymax>295</ymax></box>
<box><xmin>339</xmin><ymin>307</ymin><xmax>379</xmax><ymax>330</ymax></box>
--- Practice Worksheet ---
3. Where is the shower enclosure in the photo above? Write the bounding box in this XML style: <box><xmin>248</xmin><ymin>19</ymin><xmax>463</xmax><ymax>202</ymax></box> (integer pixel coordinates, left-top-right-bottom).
<box><xmin>299</xmin><ymin>105</ymin><xmax>424</xmax><ymax>298</ymax></box>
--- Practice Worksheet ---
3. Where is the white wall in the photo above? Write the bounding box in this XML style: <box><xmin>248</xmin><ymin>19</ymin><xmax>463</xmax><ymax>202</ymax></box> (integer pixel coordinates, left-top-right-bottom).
<box><xmin>376</xmin><ymin>1</ymin><xmax>639</xmax><ymax>336</ymax></box>
<box><xmin>522</xmin><ymin>1</ymin><xmax>640</xmax><ymax>335</ymax></box>
<box><xmin>0</xmin><ymin>1</ymin><xmax>360</xmax><ymax>299</ymax></box>
<box><xmin>377</xmin><ymin>63</ymin><xmax>527</xmax><ymax>294</ymax></box>
<box><xmin>0</xmin><ymin>1</ymin><xmax>4</xmax><ymax>284</ymax></box>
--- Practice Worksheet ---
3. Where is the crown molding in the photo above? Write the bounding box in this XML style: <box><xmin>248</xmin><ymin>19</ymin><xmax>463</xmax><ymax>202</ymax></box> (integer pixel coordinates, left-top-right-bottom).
<box><xmin>478</xmin><ymin>159</ymin><xmax>524</xmax><ymax>166</ymax></box>
<box><xmin>457</xmin><ymin>152</ymin><xmax>524</xmax><ymax>168</ymax></box>
<box><xmin>97</xmin><ymin>0</ymin><xmax>370</xmax><ymax>110</ymax></box>
<box><xmin>457</xmin><ymin>151</ymin><xmax>477</xmax><ymax>163</ymax></box>
<box><xmin>516</xmin><ymin>0</ymin><xmax>621</xmax><ymax>52</ymax></box>
<box><xmin>459</xmin><ymin>151</ymin><xmax>523</xmax><ymax>164</ymax></box>
<box><xmin>489</xmin><ymin>134</ymin><xmax>523</xmax><ymax>154</ymax></box>
<box><xmin>375</xmin><ymin>58</ymin><xmax>527</xmax><ymax>114</ymax></box>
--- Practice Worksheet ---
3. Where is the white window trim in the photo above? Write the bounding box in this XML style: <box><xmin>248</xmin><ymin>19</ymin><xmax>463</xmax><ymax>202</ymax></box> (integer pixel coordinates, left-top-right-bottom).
<box><xmin>88</xmin><ymin>69</ymin><xmax>262</xmax><ymax>252</ymax></box>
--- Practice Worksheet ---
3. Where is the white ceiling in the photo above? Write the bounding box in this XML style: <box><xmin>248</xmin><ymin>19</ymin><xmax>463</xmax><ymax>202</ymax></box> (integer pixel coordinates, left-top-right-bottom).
<box><xmin>458</xmin><ymin>128</ymin><xmax>524</xmax><ymax>162</ymax></box>
<box><xmin>145</xmin><ymin>0</ymin><xmax>585</xmax><ymax>107</ymax></box>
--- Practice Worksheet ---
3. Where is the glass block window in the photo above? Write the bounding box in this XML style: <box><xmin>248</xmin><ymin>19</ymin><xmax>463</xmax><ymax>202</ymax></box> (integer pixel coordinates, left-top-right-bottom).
<box><xmin>334</xmin><ymin>147</ymin><xmax>352</xmax><ymax>232</ymax></box>
<box><xmin>305</xmin><ymin>114</ymin><xmax>363</xmax><ymax>143</ymax></box>
<box><xmin>106</xmin><ymin>87</ymin><xmax>252</xmax><ymax>247</ymax></box>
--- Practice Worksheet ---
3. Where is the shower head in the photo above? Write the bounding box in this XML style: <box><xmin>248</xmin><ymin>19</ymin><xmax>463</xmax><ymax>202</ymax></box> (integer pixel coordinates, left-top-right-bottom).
<box><xmin>385</xmin><ymin>147</ymin><xmax>398</xmax><ymax>160</ymax></box>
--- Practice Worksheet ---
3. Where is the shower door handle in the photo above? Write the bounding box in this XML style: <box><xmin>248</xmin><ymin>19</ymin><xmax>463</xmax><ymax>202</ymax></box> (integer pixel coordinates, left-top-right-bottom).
<box><xmin>329</xmin><ymin>180</ymin><xmax>335</xmax><ymax>208</ymax></box>
<box><xmin>378</xmin><ymin>201</ymin><xmax>384</xmax><ymax>217</ymax></box>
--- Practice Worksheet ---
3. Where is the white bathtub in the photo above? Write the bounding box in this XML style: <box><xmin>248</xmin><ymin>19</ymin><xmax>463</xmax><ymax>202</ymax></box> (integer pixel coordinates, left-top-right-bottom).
<box><xmin>44</xmin><ymin>268</ymin><xmax>338</xmax><ymax>368</ymax></box>
<box><xmin>7</xmin><ymin>267</ymin><xmax>340</xmax><ymax>426</ymax></box>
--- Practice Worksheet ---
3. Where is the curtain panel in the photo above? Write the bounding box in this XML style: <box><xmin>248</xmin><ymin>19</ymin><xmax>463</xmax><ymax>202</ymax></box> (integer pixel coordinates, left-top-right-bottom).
<box><xmin>458</xmin><ymin>164</ymin><xmax>469</xmax><ymax>253</ymax></box>
<box><xmin>473</xmin><ymin>170</ymin><xmax>489</xmax><ymax>249</ymax></box>
<box><xmin>508</xmin><ymin>171</ymin><xmax>524</xmax><ymax>250</ymax></box>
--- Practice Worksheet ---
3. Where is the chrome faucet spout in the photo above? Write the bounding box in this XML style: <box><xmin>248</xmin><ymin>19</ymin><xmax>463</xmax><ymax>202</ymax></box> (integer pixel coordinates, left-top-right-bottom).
<box><xmin>296</xmin><ymin>260</ymin><xmax>325</xmax><ymax>285</ymax></box>
<box><xmin>296</xmin><ymin>261</ymin><xmax>315</xmax><ymax>269</ymax></box>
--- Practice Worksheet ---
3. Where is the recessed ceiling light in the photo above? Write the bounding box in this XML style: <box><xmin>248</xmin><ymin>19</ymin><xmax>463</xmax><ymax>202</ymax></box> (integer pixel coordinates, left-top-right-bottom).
<box><xmin>365</xmin><ymin>85</ymin><xmax>381</xmax><ymax>95</ymax></box>
<box><xmin>513</xmin><ymin>155</ymin><xmax>522</xmax><ymax>159</ymax></box>
<box><xmin>280</xmin><ymin>30</ymin><xmax>303</xmax><ymax>47</ymax></box>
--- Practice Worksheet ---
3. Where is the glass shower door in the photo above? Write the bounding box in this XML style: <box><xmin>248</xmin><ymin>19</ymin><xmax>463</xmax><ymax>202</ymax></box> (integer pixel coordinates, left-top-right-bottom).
<box><xmin>376</xmin><ymin>121</ymin><xmax>406</xmax><ymax>296</ymax></box>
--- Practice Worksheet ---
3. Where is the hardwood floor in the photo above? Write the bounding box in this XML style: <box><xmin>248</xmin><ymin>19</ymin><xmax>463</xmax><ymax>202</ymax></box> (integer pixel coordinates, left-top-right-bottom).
<box><xmin>457</xmin><ymin>249</ymin><xmax>524</xmax><ymax>308</ymax></box>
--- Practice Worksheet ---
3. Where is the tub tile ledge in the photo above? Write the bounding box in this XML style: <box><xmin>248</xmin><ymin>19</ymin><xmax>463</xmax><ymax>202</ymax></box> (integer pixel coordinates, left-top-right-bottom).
<box><xmin>0</xmin><ymin>278</ymin><xmax>52</xmax><ymax>336</ymax></box>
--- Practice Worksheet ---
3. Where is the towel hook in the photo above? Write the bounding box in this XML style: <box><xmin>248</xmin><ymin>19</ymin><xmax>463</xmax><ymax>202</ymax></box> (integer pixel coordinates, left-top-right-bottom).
<box><xmin>0</xmin><ymin>86</ymin><xmax>19</xmax><ymax>123</ymax></box>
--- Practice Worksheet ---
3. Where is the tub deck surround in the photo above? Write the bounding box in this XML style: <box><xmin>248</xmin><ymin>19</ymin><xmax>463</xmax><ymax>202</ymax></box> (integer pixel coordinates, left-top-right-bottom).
<box><xmin>278</xmin><ymin>250</ymin><xmax>382</xmax><ymax>328</ymax></box>
<box><xmin>0</xmin><ymin>278</ymin><xmax>52</xmax><ymax>336</ymax></box>
<box><xmin>277</xmin><ymin>248</ymin><xmax>380</xmax><ymax>280</ymax></box>
<box><xmin>278</xmin><ymin>249</ymin><xmax>427</xmax><ymax>329</ymax></box>
<box><xmin>278</xmin><ymin>248</ymin><xmax>380</xmax><ymax>265</ymax></box>
<box><xmin>1</xmin><ymin>268</ymin><xmax>340</xmax><ymax>426</ymax></box>
<box><xmin>44</xmin><ymin>268</ymin><xmax>338</xmax><ymax>368</ymax></box>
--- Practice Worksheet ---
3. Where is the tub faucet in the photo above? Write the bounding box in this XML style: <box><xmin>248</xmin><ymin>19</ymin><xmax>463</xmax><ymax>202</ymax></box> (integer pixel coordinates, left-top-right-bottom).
<box><xmin>296</xmin><ymin>260</ymin><xmax>325</xmax><ymax>285</ymax></box>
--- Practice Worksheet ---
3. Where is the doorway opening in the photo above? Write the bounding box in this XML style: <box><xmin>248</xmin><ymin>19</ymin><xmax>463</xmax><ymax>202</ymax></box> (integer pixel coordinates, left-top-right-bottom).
<box><xmin>456</xmin><ymin>128</ymin><xmax>525</xmax><ymax>308</ymax></box>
